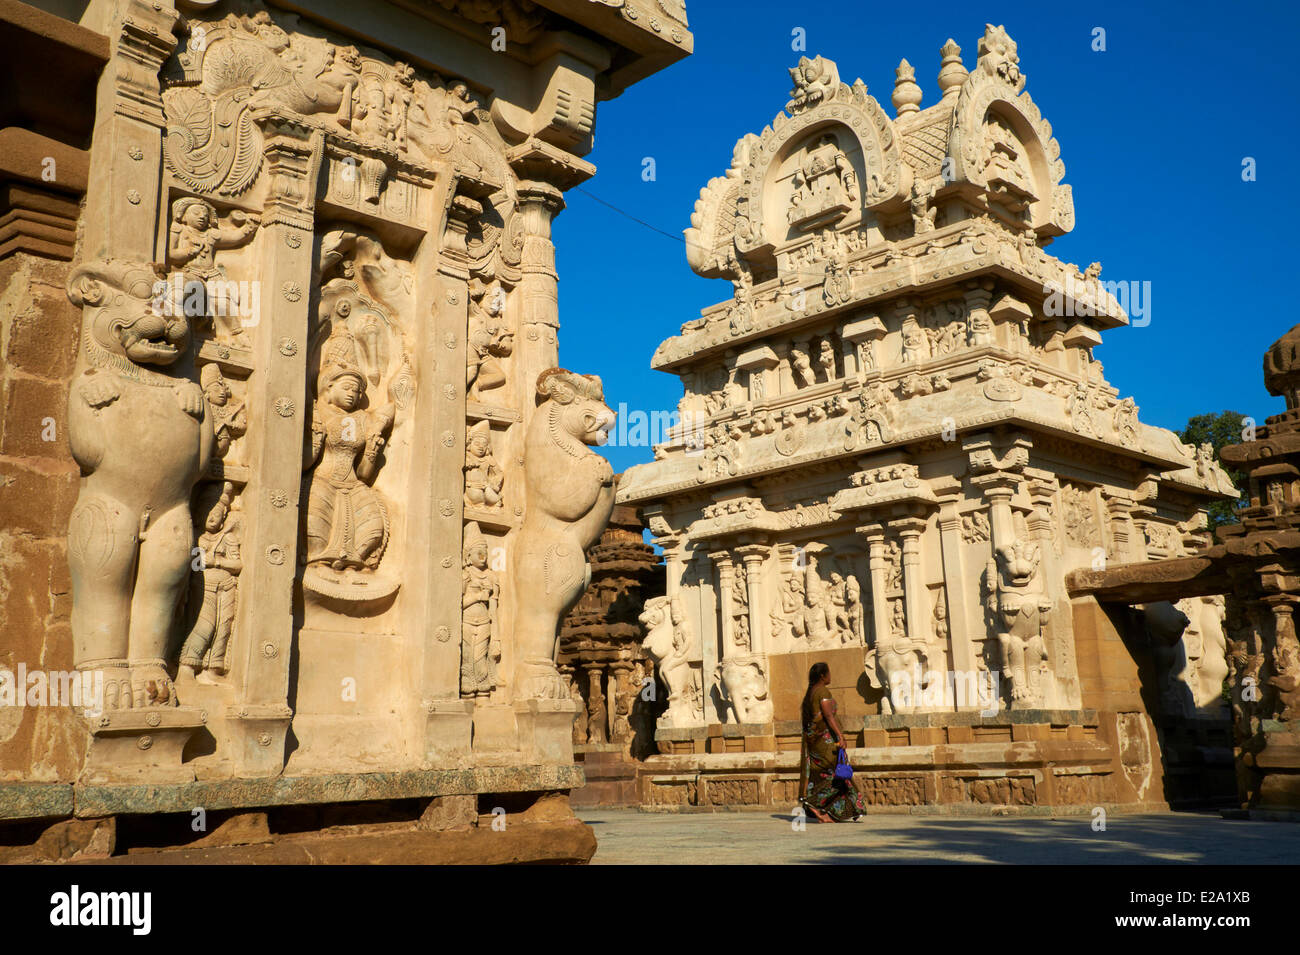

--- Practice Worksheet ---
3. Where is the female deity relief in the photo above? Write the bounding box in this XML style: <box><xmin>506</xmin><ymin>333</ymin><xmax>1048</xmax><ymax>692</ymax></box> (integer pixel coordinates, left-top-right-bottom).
<box><xmin>303</xmin><ymin>330</ymin><xmax>398</xmax><ymax>600</ymax></box>
<box><xmin>461</xmin><ymin>522</ymin><xmax>501</xmax><ymax>698</ymax></box>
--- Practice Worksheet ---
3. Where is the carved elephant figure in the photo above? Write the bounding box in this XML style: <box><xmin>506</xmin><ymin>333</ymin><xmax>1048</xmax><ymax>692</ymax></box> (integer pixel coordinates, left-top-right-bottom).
<box><xmin>65</xmin><ymin>260</ymin><xmax>214</xmax><ymax>708</ymax></box>
<box><xmin>717</xmin><ymin>656</ymin><xmax>773</xmax><ymax>724</ymax></box>
<box><xmin>512</xmin><ymin>369</ymin><xmax>616</xmax><ymax>699</ymax></box>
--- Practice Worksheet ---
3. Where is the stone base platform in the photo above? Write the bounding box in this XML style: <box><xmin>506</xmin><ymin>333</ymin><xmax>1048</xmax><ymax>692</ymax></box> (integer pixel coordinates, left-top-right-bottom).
<box><xmin>1238</xmin><ymin>723</ymin><xmax>1300</xmax><ymax>816</ymax></box>
<box><xmin>0</xmin><ymin>763</ymin><xmax>593</xmax><ymax>864</ymax></box>
<box><xmin>642</xmin><ymin>710</ymin><xmax>1171</xmax><ymax>814</ymax></box>
<box><xmin>571</xmin><ymin>744</ymin><xmax>640</xmax><ymax>808</ymax></box>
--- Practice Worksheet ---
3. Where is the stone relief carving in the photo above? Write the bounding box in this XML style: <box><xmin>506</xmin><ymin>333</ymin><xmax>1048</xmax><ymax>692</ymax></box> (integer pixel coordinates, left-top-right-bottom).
<box><xmin>302</xmin><ymin>327</ymin><xmax>399</xmax><ymax>600</ymax></box>
<box><xmin>640</xmin><ymin>595</ymin><xmax>701</xmax><ymax>728</ymax></box>
<box><xmin>165</xmin><ymin>197</ymin><xmax>259</xmax><ymax>347</ymax></box>
<box><xmin>66</xmin><ymin>260</ymin><xmax>215</xmax><ymax>708</ymax></box>
<box><xmin>717</xmin><ymin>655</ymin><xmax>773</xmax><ymax>723</ymax></box>
<box><xmin>460</xmin><ymin>522</ymin><xmax>501</xmax><ymax>699</ymax></box>
<box><xmin>201</xmin><ymin>363</ymin><xmax>247</xmax><ymax>461</ymax></box>
<box><xmin>985</xmin><ymin>539</ymin><xmax>1052</xmax><ymax>707</ymax></box>
<box><xmin>466</xmin><ymin>279</ymin><xmax>514</xmax><ymax>401</ymax></box>
<box><xmin>179</xmin><ymin>481</ymin><xmax>241</xmax><ymax>683</ymax></box>
<box><xmin>464</xmin><ymin>420</ymin><xmax>505</xmax><ymax>510</ymax></box>
<box><xmin>512</xmin><ymin>370</ymin><xmax>617</xmax><ymax>698</ymax></box>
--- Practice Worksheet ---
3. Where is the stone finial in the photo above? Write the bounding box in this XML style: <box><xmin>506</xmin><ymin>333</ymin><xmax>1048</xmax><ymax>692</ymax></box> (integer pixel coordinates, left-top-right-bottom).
<box><xmin>892</xmin><ymin>58</ymin><xmax>922</xmax><ymax>115</ymax></box>
<box><xmin>937</xmin><ymin>39</ymin><xmax>967</xmax><ymax>98</ymax></box>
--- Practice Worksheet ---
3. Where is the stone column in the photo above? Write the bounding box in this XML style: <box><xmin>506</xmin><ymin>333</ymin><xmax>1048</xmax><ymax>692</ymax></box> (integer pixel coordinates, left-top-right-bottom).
<box><xmin>860</xmin><ymin>527</ymin><xmax>891</xmax><ymax>650</ymax></box>
<box><xmin>585</xmin><ymin>664</ymin><xmax>606</xmax><ymax>744</ymax></box>
<box><xmin>711</xmin><ymin>551</ymin><xmax>737</xmax><ymax>655</ymax></box>
<box><xmin>225</xmin><ymin>119</ymin><xmax>322</xmax><ymax>775</ymax></box>
<box><xmin>81</xmin><ymin>1</ymin><xmax>178</xmax><ymax>262</ymax></box>
<box><xmin>935</xmin><ymin>499</ymin><xmax>978</xmax><ymax>701</ymax></box>
<box><xmin>895</xmin><ymin>517</ymin><xmax>933</xmax><ymax>654</ymax></box>
<box><xmin>514</xmin><ymin>179</ymin><xmax>564</xmax><ymax>413</ymax></box>
<box><xmin>736</xmin><ymin>544</ymin><xmax>769</xmax><ymax>655</ymax></box>
<box><xmin>1105</xmin><ymin>495</ymin><xmax>1137</xmax><ymax>566</ymax></box>
<box><xmin>421</xmin><ymin>185</ymin><xmax>478</xmax><ymax>762</ymax></box>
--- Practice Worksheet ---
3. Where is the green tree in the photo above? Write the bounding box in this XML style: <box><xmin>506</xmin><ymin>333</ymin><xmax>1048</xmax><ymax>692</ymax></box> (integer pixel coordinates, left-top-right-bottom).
<box><xmin>1179</xmin><ymin>410</ymin><xmax>1249</xmax><ymax>530</ymax></box>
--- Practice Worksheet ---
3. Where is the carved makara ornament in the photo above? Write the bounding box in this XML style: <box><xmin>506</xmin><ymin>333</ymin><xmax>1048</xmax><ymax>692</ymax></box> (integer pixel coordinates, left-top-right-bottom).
<box><xmin>512</xmin><ymin>369</ymin><xmax>617</xmax><ymax>699</ymax></box>
<box><xmin>66</xmin><ymin>260</ymin><xmax>215</xmax><ymax>709</ymax></box>
<box><xmin>460</xmin><ymin>522</ymin><xmax>501</xmax><ymax>698</ymax></box>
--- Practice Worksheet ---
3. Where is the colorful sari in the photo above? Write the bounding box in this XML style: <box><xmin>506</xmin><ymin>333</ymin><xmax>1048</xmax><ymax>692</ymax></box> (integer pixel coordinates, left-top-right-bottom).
<box><xmin>799</xmin><ymin>686</ymin><xmax>867</xmax><ymax>822</ymax></box>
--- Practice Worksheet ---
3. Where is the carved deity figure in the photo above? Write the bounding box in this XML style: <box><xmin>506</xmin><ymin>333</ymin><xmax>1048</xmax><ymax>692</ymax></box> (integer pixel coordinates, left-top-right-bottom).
<box><xmin>641</xmin><ymin>595</ymin><xmax>698</xmax><ymax>727</ymax></box>
<box><xmin>179</xmin><ymin>481</ymin><xmax>241</xmax><ymax>682</ymax></box>
<box><xmin>512</xmin><ymin>369</ymin><xmax>617</xmax><ymax>698</ymax></box>
<box><xmin>986</xmin><ymin>539</ymin><xmax>1052</xmax><ymax>707</ymax></box>
<box><xmin>899</xmin><ymin>317</ymin><xmax>931</xmax><ymax>364</ymax></box>
<box><xmin>910</xmin><ymin>179</ymin><xmax>938</xmax><ymax>234</ymax></box>
<box><xmin>790</xmin><ymin>344</ymin><xmax>817</xmax><ymax>388</ymax></box>
<box><xmin>460</xmin><ymin>522</ymin><xmax>500</xmax><ymax>698</ymax></box>
<box><xmin>66</xmin><ymin>260</ymin><xmax>215</xmax><ymax>708</ymax></box>
<box><xmin>304</xmin><ymin>331</ymin><xmax>397</xmax><ymax>592</ymax></box>
<box><xmin>463</xmin><ymin>420</ymin><xmax>504</xmax><ymax>509</ymax></box>
<box><xmin>818</xmin><ymin>340</ymin><xmax>837</xmax><ymax>381</ymax></box>
<box><xmin>165</xmin><ymin>198</ymin><xmax>259</xmax><ymax>346</ymax></box>
<box><xmin>569</xmin><ymin>675</ymin><xmax>588</xmax><ymax>745</ymax></box>
<box><xmin>201</xmin><ymin>363</ymin><xmax>247</xmax><ymax>460</ymax></box>
<box><xmin>466</xmin><ymin>280</ymin><xmax>513</xmax><ymax>400</ymax></box>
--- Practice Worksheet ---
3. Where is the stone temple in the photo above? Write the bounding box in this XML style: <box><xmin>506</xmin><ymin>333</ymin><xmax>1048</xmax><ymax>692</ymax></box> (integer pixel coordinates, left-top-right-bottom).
<box><xmin>0</xmin><ymin>0</ymin><xmax>688</xmax><ymax>862</ymax></box>
<box><xmin>617</xmin><ymin>28</ymin><xmax>1240</xmax><ymax>811</ymax></box>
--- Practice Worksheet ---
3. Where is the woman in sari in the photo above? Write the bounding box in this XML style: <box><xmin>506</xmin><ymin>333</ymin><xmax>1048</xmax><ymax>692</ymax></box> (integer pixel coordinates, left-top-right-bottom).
<box><xmin>799</xmin><ymin>662</ymin><xmax>867</xmax><ymax>822</ymax></box>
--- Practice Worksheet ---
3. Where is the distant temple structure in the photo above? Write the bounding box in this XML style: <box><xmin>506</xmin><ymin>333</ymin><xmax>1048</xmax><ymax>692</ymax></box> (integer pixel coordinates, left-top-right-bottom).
<box><xmin>1071</xmin><ymin>325</ymin><xmax>1300</xmax><ymax>816</ymax></box>
<box><xmin>559</xmin><ymin>484</ymin><xmax>665</xmax><ymax>805</ymax></box>
<box><xmin>618</xmin><ymin>27</ymin><xmax>1238</xmax><ymax>811</ymax></box>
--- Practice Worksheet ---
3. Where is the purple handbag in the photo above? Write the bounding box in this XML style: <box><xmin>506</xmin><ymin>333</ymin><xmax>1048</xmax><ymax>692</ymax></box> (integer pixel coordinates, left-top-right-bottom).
<box><xmin>834</xmin><ymin>746</ymin><xmax>853</xmax><ymax>780</ymax></box>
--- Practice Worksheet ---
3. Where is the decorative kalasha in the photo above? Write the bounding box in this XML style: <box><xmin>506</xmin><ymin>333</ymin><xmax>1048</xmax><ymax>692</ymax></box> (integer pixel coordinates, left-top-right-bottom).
<box><xmin>618</xmin><ymin>26</ymin><xmax>1235</xmax><ymax>808</ymax></box>
<box><xmin>46</xmin><ymin>0</ymin><xmax>676</xmax><ymax>798</ymax></box>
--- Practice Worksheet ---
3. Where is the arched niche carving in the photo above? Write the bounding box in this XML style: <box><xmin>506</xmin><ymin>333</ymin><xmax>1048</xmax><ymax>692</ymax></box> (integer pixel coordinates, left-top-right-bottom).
<box><xmin>945</xmin><ymin>27</ymin><xmax>1073</xmax><ymax>237</ymax></box>
<box><xmin>686</xmin><ymin>58</ymin><xmax>908</xmax><ymax>282</ymax></box>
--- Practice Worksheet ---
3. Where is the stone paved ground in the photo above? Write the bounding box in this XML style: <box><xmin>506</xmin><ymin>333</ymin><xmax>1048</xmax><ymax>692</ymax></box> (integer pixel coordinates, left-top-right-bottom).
<box><xmin>580</xmin><ymin>809</ymin><xmax>1300</xmax><ymax>865</ymax></box>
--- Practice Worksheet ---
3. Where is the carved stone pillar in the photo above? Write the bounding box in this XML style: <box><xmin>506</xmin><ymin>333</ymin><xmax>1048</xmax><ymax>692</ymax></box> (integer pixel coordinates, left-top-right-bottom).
<box><xmin>736</xmin><ymin>545</ymin><xmax>768</xmax><ymax>655</ymax></box>
<box><xmin>1106</xmin><ymin>495</ymin><xmax>1137</xmax><ymax>565</ymax></box>
<box><xmin>226</xmin><ymin>118</ymin><xmax>321</xmax><ymax>775</ymax></box>
<box><xmin>81</xmin><ymin>0</ymin><xmax>178</xmax><ymax>262</ymax></box>
<box><xmin>935</xmin><ymin>499</ymin><xmax>978</xmax><ymax>700</ymax></box>
<box><xmin>860</xmin><ymin>527</ymin><xmax>890</xmax><ymax>651</ymax></box>
<box><xmin>585</xmin><ymin>664</ymin><xmax>607</xmax><ymax>744</ymax></box>
<box><xmin>514</xmin><ymin>179</ymin><xmax>564</xmax><ymax>415</ymax></box>
<box><xmin>421</xmin><ymin>185</ymin><xmax>478</xmax><ymax>763</ymax></box>
<box><xmin>895</xmin><ymin>517</ymin><xmax>933</xmax><ymax>655</ymax></box>
<box><xmin>711</xmin><ymin>550</ymin><xmax>737</xmax><ymax>656</ymax></box>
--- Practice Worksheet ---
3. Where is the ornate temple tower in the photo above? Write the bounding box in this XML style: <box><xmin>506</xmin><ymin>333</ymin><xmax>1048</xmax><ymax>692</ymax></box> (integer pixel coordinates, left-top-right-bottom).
<box><xmin>618</xmin><ymin>27</ymin><xmax>1237</xmax><ymax>811</ymax></box>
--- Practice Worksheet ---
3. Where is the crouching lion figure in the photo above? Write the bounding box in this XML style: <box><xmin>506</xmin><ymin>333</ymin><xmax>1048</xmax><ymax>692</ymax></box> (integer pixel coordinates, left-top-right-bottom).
<box><xmin>512</xmin><ymin>369</ymin><xmax>616</xmax><ymax>699</ymax></box>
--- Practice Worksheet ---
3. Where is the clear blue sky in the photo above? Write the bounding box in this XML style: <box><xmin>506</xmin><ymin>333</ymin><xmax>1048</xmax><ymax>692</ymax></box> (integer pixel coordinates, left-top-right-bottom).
<box><xmin>552</xmin><ymin>0</ymin><xmax>1299</xmax><ymax>474</ymax></box>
